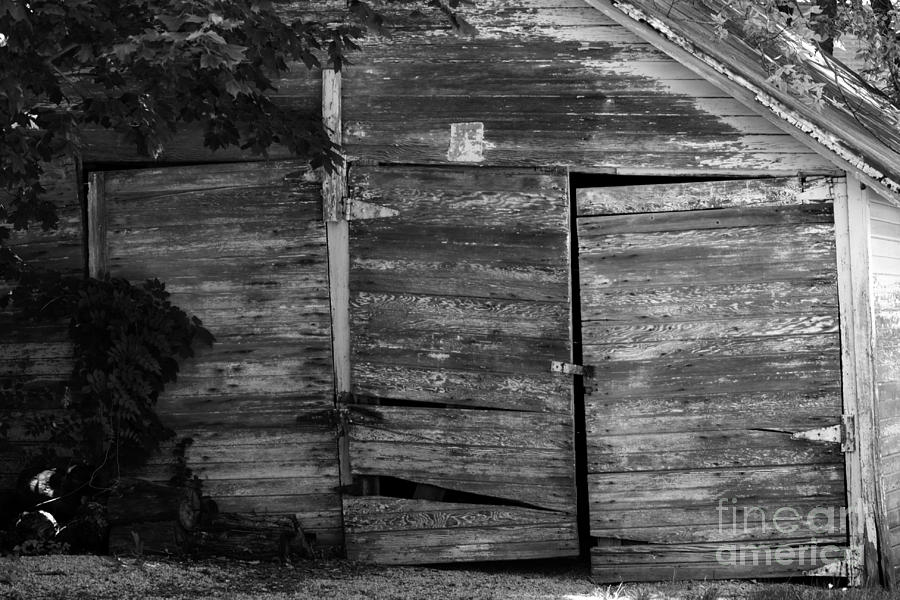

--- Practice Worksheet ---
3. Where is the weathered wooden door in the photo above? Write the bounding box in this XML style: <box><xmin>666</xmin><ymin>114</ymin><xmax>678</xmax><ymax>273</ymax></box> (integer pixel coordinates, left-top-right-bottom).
<box><xmin>577</xmin><ymin>178</ymin><xmax>850</xmax><ymax>580</ymax></box>
<box><xmin>341</xmin><ymin>165</ymin><xmax>579</xmax><ymax>564</ymax></box>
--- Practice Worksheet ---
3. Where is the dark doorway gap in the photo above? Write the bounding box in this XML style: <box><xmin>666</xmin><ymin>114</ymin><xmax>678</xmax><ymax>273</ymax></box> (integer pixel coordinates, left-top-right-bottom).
<box><xmin>351</xmin><ymin>395</ymin><xmax>546</xmax><ymax>413</ymax></box>
<box><xmin>352</xmin><ymin>475</ymin><xmax>557</xmax><ymax>513</ymax></box>
<box><xmin>569</xmin><ymin>172</ymin><xmax>754</xmax><ymax>188</ymax></box>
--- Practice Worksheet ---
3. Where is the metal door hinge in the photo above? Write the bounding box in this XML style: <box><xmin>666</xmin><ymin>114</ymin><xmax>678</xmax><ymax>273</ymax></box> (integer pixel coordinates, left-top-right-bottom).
<box><xmin>550</xmin><ymin>361</ymin><xmax>595</xmax><ymax>394</ymax></box>
<box><xmin>790</xmin><ymin>415</ymin><xmax>855</xmax><ymax>452</ymax></box>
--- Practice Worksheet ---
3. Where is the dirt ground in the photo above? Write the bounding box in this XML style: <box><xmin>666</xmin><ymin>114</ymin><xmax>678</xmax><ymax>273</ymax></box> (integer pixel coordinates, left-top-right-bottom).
<box><xmin>0</xmin><ymin>554</ymin><xmax>886</xmax><ymax>600</ymax></box>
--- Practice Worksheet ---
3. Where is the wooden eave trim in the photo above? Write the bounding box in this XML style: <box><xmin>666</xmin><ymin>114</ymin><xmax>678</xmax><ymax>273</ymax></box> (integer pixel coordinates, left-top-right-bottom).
<box><xmin>582</xmin><ymin>0</ymin><xmax>900</xmax><ymax>208</ymax></box>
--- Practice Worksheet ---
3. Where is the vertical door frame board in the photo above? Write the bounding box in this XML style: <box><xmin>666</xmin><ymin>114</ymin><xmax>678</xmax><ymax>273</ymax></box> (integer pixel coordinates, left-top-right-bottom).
<box><xmin>86</xmin><ymin>171</ymin><xmax>108</xmax><ymax>278</ymax></box>
<box><xmin>322</xmin><ymin>68</ymin><xmax>353</xmax><ymax>489</ymax></box>
<box><xmin>835</xmin><ymin>174</ymin><xmax>888</xmax><ymax>586</ymax></box>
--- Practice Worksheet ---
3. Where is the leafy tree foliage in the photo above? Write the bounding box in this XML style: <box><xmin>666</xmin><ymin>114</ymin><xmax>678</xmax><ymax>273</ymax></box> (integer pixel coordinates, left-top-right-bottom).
<box><xmin>0</xmin><ymin>0</ymin><xmax>474</xmax><ymax>241</ymax></box>
<box><xmin>0</xmin><ymin>0</ymin><xmax>469</xmax><ymax>470</ymax></box>
<box><xmin>709</xmin><ymin>0</ymin><xmax>900</xmax><ymax>106</ymax></box>
<box><xmin>7</xmin><ymin>269</ymin><xmax>213</xmax><ymax>469</ymax></box>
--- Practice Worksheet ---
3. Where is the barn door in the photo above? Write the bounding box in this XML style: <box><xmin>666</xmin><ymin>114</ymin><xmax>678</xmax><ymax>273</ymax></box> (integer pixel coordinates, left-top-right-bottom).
<box><xmin>341</xmin><ymin>165</ymin><xmax>579</xmax><ymax>564</ymax></box>
<box><xmin>577</xmin><ymin>178</ymin><xmax>851</xmax><ymax>580</ymax></box>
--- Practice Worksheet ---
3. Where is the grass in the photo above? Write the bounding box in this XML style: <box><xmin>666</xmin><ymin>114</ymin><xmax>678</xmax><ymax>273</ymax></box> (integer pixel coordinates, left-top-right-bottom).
<box><xmin>0</xmin><ymin>555</ymin><xmax>895</xmax><ymax>600</ymax></box>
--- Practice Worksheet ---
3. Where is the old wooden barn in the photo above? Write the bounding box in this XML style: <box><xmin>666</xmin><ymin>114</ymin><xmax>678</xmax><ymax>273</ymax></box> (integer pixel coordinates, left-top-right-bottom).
<box><xmin>5</xmin><ymin>0</ymin><xmax>900</xmax><ymax>586</ymax></box>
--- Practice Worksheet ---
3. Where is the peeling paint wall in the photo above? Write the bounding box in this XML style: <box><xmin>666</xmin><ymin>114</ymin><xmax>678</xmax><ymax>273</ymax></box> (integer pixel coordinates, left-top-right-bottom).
<box><xmin>340</xmin><ymin>0</ymin><xmax>832</xmax><ymax>173</ymax></box>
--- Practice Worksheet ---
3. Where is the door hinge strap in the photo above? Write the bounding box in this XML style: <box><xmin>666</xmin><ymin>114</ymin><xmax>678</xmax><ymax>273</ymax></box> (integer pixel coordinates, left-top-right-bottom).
<box><xmin>789</xmin><ymin>415</ymin><xmax>855</xmax><ymax>453</ymax></box>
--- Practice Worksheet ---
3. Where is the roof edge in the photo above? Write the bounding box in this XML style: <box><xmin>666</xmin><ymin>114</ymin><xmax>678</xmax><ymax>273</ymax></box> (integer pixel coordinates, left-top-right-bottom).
<box><xmin>583</xmin><ymin>0</ymin><xmax>900</xmax><ymax>207</ymax></box>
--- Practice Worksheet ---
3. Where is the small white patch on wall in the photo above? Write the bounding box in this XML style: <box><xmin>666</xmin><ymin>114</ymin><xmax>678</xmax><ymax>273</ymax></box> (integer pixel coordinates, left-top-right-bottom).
<box><xmin>447</xmin><ymin>122</ymin><xmax>486</xmax><ymax>162</ymax></box>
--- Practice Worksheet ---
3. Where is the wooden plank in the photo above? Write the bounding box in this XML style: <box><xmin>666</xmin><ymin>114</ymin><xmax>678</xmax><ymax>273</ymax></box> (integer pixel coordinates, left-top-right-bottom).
<box><xmin>579</xmin><ymin>222</ymin><xmax>834</xmax><ymax>260</ymax></box>
<box><xmin>586</xmin><ymin>388</ymin><xmax>842</xmax><ymax>436</ymax></box>
<box><xmin>351</xmin><ymin>292</ymin><xmax>568</xmax><ymax>340</ymax></box>
<box><xmin>577</xmin><ymin>177</ymin><xmax>830</xmax><ymax>215</ymax></box>
<box><xmin>583</xmin><ymin>314</ymin><xmax>838</xmax><ymax>343</ymax></box>
<box><xmin>349</xmin><ymin>165</ymin><xmax>568</xmax><ymax>227</ymax></box>
<box><xmin>353</xmin><ymin>334</ymin><xmax>568</xmax><ymax>376</ymax></box>
<box><xmin>586</xmin><ymin>333</ymin><xmax>838</xmax><ymax>363</ymax></box>
<box><xmin>579</xmin><ymin>258</ymin><xmax>835</xmax><ymax>289</ymax></box>
<box><xmin>348</xmin><ymin>406</ymin><xmax>573</xmax><ymax>450</ymax></box>
<box><xmin>352</xmin><ymin>362</ymin><xmax>570</xmax><ymax>413</ymax></box>
<box><xmin>591</xmin><ymin>500</ymin><xmax>848</xmax><ymax>543</ymax></box>
<box><xmin>579</xmin><ymin>203</ymin><xmax>834</xmax><ymax>234</ymax></box>
<box><xmin>582</xmin><ymin>280</ymin><xmax>837</xmax><ymax>321</ymax></box>
<box><xmin>351</xmin><ymin>258</ymin><xmax>568</xmax><ymax>302</ymax></box>
<box><xmin>587</xmin><ymin>428</ymin><xmax>843</xmax><ymax>472</ymax></box>
<box><xmin>592</xmin><ymin>541</ymin><xmax>848</xmax><ymax>582</ymax></box>
<box><xmin>343</xmin><ymin>497</ymin><xmax>577</xmax><ymax>565</ymax></box>
<box><xmin>589</xmin><ymin>465</ymin><xmax>845</xmax><ymax>509</ymax></box>
<box><xmin>591</xmin><ymin>355</ymin><xmax>840</xmax><ymax>399</ymax></box>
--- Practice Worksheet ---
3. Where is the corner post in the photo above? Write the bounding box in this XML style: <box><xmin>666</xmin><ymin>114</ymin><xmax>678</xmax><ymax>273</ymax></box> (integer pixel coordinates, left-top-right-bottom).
<box><xmin>835</xmin><ymin>174</ymin><xmax>888</xmax><ymax>586</ymax></box>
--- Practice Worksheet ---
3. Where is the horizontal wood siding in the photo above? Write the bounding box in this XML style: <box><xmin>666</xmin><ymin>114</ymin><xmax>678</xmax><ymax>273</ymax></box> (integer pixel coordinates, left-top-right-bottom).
<box><xmin>344</xmin><ymin>165</ymin><xmax>577</xmax><ymax>563</ymax></box>
<box><xmin>342</xmin><ymin>0</ymin><xmax>833</xmax><ymax>172</ymax></box>
<box><xmin>579</xmin><ymin>178</ymin><xmax>847</xmax><ymax>580</ymax></box>
<box><xmin>0</xmin><ymin>160</ymin><xmax>81</xmax><ymax>492</ymax></box>
<box><xmin>869</xmin><ymin>194</ymin><xmax>900</xmax><ymax>579</ymax></box>
<box><xmin>102</xmin><ymin>162</ymin><xmax>341</xmax><ymax>545</ymax></box>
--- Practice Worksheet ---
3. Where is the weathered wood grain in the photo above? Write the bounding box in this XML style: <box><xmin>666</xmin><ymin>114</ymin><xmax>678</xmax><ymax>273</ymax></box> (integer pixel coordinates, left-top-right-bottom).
<box><xmin>580</xmin><ymin>178</ymin><xmax>844</xmax><ymax>578</ymax></box>
<box><xmin>583</xmin><ymin>314</ymin><xmax>839</xmax><ymax>344</ymax></box>
<box><xmin>99</xmin><ymin>162</ymin><xmax>341</xmax><ymax>545</ymax></box>
<box><xmin>578</xmin><ymin>203</ymin><xmax>834</xmax><ymax>233</ymax></box>
<box><xmin>589</xmin><ymin>464</ymin><xmax>845</xmax><ymax>508</ymax></box>
<box><xmin>343</xmin><ymin>496</ymin><xmax>577</xmax><ymax>564</ymax></box>
<box><xmin>351</xmin><ymin>257</ymin><xmax>568</xmax><ymax>302</ymax></box>
<box><xmin>590</xmin><ymin>500</ymin><xmax>848</xmax><ymax>543</ymax></box>
<box><xmin>341</xmin><ymin>2</ymin><xmax>832</xmax><ymax>171</ymax></box>
<box><xmin>353</xmin><ymin>334</ymin><xmax>568</xmax><ymax>376</ymax></box>
<box><xmin>587</xmin><ymin>428</ymin><xmax>843</xmax><ymax>472</ymax></box>
<box><xmin>352</xmin><ymin>363</ymin><xmax>571</xmax><ymax>413</ymax></box>
<box><xmin>581</xmin><ymin>280</ymin><xmax>838</xmax><ymax>320</ymax></box>
<box><xmin>585</xmin><ymin>332</ymin><xmax>839</xmax><ymax>363</ymax></box>
<box><xmin>577</xmin><ymin>177</ymin><xmax>833</xmax><ymax>215</ymax></box>
<box><xmin>347</xmin><ymin>405</ymin><xmax>575</xmax><ymax>513</ymax></box>
<box><xmin>585</xmin><ymin>388</ymin><xmax>842</xmax><ymax>436</ymax></box>
<box><xmin>343</xmin><ymin>165</ymin><xmax>574</xmax><ymax>562</ymax></box>
<box><xmin>592</xmin><ymin>540</ymin><xmax>848</xmax><ymax>582</ymax></box>
<box><xmin>351</xmin><ymin>292</ymin><xmax>568</xmax><ymax>341</ymax></box>
<box><xmin>579</xmin><ymin>223</ymin><xmax>835</xmax><ymax>261</ymax></box>
<box><xmin>589</xmin><ymin>355</ymin><xmax>839</xmax><ymax>399</ymax></box>
<box><xmin>348</xmin><ymin>406</ymin><xmax>573</xmax><ymax>451</ymax></box>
